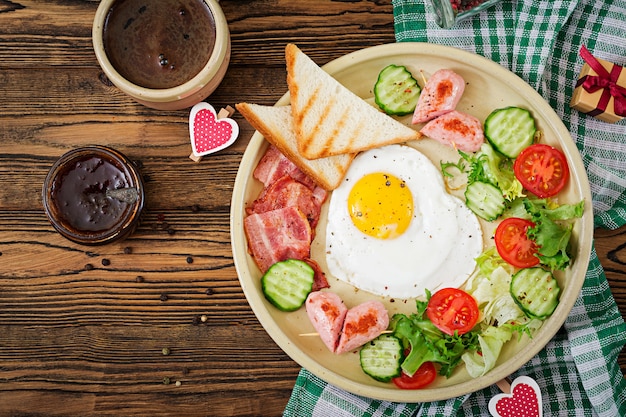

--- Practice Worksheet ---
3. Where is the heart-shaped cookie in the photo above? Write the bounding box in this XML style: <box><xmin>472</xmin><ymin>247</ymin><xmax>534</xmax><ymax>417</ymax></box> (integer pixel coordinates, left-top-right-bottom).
<box><xmin>489</xmin><ymin>376</ymin><xmax>543</xmax><ymax>417</ymax></box>
<box><xmin>189</xmin><ymin>102</ymin><xmax>239</xmax><ymax>157</ymax></box>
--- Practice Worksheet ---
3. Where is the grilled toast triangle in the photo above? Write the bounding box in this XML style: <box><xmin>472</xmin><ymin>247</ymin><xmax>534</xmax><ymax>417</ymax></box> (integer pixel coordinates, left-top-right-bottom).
<box><xmin>235</xmin><ymin>102</ymin><xmax>354</xmax><ymax>190</ymax></box>
<box><xmin>285</xmin><ymin>43</ymin><xmax>421</xmax><ymax>160</ymax></box>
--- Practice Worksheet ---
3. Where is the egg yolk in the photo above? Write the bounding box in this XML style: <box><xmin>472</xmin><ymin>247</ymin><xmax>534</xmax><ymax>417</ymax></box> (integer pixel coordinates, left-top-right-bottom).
<box><xmin>347</xmin><ymin>172</ymin><xmax>413</xmax><ymax>239</ymax></box>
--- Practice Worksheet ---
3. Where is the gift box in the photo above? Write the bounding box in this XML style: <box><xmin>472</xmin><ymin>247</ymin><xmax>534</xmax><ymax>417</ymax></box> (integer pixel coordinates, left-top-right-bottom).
<box><xmin>570</xmin><ymin>46</ymin><xmax>626</xmax><ymax>123</ymax></box>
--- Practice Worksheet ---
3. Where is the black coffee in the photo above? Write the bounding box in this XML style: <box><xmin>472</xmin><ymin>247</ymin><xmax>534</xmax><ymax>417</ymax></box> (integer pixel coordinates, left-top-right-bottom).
<box><xmin>103</xmin><ymin>0</ymin><xmax>216</xmax><ymax>89</ymax></box>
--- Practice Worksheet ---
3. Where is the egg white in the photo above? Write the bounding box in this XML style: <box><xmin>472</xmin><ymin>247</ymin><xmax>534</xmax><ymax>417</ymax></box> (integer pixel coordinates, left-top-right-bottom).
<box><xmin>325</xmin><ymin>144</ymin><xmax>483</xmax><ymax>299</ymax></box>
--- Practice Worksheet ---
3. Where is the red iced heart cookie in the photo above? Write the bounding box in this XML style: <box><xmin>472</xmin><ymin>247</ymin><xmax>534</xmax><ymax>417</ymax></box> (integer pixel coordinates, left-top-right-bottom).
<box><xmin>189</xmin><ymin>102</ymin><xmax>239</xmax><ymax>157</ymax></box>
<box><xmin>489</xmin><ymin>376</ymin><xmax>543</xmax><ymax>417</ymax></box>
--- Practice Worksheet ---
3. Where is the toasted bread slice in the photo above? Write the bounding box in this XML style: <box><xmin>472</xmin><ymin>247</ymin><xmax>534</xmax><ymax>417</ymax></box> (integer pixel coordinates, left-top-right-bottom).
<box><xmin>285</xmin><ymin>43</ymin><xmax>421</xmax><ymax>159</ymax></box>
<box><xmin>236</xmin><ymin>102</ymin><xmax>354</xmax><ymax>190</ymax></box>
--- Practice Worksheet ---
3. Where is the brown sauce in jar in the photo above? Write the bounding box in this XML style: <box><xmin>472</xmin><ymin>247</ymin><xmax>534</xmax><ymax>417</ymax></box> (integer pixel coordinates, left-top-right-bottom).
<box><xmin>103</xmin><ymin>0</ymin><xmax>216</xmax><ymax>89</ymax></box>
<box><xmin>50</xmin><ymin>155</ymin><xmax>131</xmax><ymax>232</ymax></box>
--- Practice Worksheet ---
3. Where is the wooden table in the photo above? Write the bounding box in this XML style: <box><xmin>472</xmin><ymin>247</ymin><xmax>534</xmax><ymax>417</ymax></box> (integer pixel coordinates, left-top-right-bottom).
<box><xmin>0</xmin><ymin>1</ymin><xmax>624</xmax><ymax>416</ymax></box>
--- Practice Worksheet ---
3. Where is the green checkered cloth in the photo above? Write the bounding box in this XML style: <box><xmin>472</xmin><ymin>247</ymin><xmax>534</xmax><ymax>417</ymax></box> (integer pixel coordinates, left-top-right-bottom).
<box><xmin>284</xmin><ymin>0</ymin><xmax>626</xmax><ymax>415</ymax></box>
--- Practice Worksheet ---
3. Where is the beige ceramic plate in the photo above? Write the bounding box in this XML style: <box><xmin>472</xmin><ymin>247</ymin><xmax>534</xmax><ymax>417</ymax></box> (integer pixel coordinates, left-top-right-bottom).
<box><xmin>230</xmin><ymin>42</ymin><xmax>593</xmax><ymax>402</ymax></box>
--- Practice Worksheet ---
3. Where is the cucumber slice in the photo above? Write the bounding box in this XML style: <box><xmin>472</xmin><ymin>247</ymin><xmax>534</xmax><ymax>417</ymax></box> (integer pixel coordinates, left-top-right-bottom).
<box><xmin>359</xmin><ymin>334</ymin><xmax>403</xmax><ymax>382</ymax></box>
<box><xmin>510</xmin><ymin>267</ymin><xmax>561</xmax><ymax>319</ymax></box>
<box><xmin>374</xmin><ymin>64</ymin><xmax>421</xmax><ymax>116</ymax></box>
<box><xmin>464</xmin><ymin>181</ymin><xmax>505</xmax><ymax>221</ymax></box>
<box><xmin>261</xmin><ymin>259</ymin><xmax>314</xmax><ymax>312</ymax></box>
<box><xmin>484</xmin><ymin>107</ymin><xmax>536</xmax><ymax>158</ymax></box>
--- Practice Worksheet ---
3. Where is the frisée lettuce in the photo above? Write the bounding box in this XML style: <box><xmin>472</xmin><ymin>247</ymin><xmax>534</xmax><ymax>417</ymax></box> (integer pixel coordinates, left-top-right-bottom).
<box><xmin>505</xmin><ymin>198</ymin><xmax>585</xmax><ymax>270</ymax></box>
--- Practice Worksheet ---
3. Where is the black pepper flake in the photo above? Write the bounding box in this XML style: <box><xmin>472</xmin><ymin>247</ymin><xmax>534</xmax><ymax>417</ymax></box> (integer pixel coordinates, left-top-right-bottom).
<box><xmin>160</xmin><ymin>294</ymin><xmax>169</xmax><ymax>302</ymax></box>
<box><xmin>192</xmin><ymin>315</ymin><xmax>201</xmax><ymax>325</ymax></box>
<box><xmin>190</xmin><ymin>204</ymin><xmax>200</xmax><ymax>213</ymax></box>
<box><xmin>84</xmin><ymin>263</ymin><xmax>94</xmax><ymax>271</ymax></box>
<box><xmin>135</xmin><ymin>275</ymin><xmax>144</xmax><ymax>283</ymax></box>
<box><xmin>123</xmin><ymin>246</ymin><xmax>132</xmax><ymax>254</ymax></box>
<box><xmin>167</xmin><ymin>228</ymin><xmax>176</xmax><ymax>235</ymax></box>
<box><xmin>101</xmin><ymin>258</ymin><xmax>111</xmax><ymax>266</ymax></box>
<box><xmin>205</xmin><ymin>288</ymin><xmax>214</xmax><ymax>296</ymax></box>
<box><xmin>186</xmin><ymin>256</ymin><xmax>193</xmax><ymax>264</ymax></box>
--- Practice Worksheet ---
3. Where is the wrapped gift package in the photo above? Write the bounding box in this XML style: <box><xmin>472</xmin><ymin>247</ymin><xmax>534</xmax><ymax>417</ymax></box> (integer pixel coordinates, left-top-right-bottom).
<box><xmin>570</xmin><ymin>46</ymin><xmax>626</xmax><ymax>123</ymax></box>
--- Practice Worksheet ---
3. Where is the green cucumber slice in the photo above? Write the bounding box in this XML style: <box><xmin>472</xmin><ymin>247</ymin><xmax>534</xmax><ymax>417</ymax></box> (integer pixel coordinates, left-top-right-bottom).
<box><xmin>464</xmin><ymin>181</ymin><xmax>506</xmax><ymax>221</ymax></box>
<box><xmin>510</xmin><ymin>267</ymin><xmax>560</xmax><ymax>319</ymax></box>
<box><xmin>484</xmin><ymin>107</ymin><xmax>536</xmax><ymax>158</ymax></box>
<box><xmin>261</xmin><ymin>259</ymin><xmax>314</xmax><ymax>312</ymax></box>
<box><xmin>359</xmin><ymin>334</ymin><xmax>403</xmax><ymax>382</ymax></box>
<box><xmin>374</xmin><ymin>64</ymin><xmax>421</xmax><ymax>116</ymax></box>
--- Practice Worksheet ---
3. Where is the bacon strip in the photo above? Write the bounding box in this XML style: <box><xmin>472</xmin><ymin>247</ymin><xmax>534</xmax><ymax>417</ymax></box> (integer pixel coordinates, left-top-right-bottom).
<box><xmin>253</xmin><ymin>145</ymin><xmax>315</xmax><ymax>189</ymax></box>
<box><xmin>243</xmin><ymin>206</ymin><xmax>312</xmax><ymax>274</ymax></box>
<box><xmin>248</xmin><ymin>175</ymin><xmax>323</xmax><ymax>229</ymax></box>
<box><xmin>245</xmin><ymin>145</ymin><xmax>330</xmax><ymax>291</ymax></box>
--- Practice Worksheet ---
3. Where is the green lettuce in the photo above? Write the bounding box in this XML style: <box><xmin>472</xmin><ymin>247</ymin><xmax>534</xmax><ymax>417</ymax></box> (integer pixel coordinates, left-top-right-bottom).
<box><xmin>463</xmin><ymin>142</ymin><xmax>525</xmax><ymax>201</ymax></box>
<box><xmin>513</xmin><ymin>198</ymin><xmax>585</xmax><ymax>270</ymax></box>
<box><xmin>391</xmin><ymin>296</ymin><xmax>481</xmax><ymax>378</ymax></box>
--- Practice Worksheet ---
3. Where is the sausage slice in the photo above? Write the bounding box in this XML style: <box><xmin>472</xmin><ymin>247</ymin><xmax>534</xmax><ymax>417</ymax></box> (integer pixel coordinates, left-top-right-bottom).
<box><xmin>412</xmin><ymin>69</ymin><xmax>466</xmax><ymax>124</ymax></box>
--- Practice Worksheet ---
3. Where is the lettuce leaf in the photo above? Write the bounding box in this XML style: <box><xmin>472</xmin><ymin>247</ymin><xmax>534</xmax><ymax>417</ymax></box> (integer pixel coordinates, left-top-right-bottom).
<box><xmin>461</xmin><ymin>325</ymin><xmax>513</xmax><ymax>378</ymax></box>
<box><xmin>523</xmin><ymin>198</ymin><xmax>584</xmax><ymax>270</ymax></box>
<box><xmin>391</xmin><ymin>297</ymin><xmax>481</xmax><ymax>378</ymax></box>
<box><xmin>465</xmin><ymin>142</ymin><xmax>525</xmax><ymax>201</ymax></box>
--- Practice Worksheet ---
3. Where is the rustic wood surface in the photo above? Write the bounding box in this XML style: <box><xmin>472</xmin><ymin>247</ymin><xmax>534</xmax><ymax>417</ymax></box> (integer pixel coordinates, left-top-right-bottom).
<box><xmin>0</xmin><ymin>1</ymin><xmax>623</xmax><ymax>416</ymax></box>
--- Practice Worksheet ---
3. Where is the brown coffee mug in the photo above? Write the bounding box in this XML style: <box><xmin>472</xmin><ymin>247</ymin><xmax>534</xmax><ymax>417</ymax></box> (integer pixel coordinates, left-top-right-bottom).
<box><xmin>92</xmin><ymin>0</ymin><xmax>231</xmax><ymax>110</ymax></box>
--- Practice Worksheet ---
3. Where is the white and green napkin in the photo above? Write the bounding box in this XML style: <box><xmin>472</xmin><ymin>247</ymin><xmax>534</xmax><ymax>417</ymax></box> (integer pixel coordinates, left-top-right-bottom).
<box><xmin>284</xmin><ymin>0</ymin><xmax>626</xmax><ymax>415</ymax></box>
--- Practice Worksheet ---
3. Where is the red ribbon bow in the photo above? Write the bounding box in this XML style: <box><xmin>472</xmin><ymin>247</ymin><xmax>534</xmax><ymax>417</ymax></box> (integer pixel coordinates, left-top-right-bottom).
<box><xmin>578</xmin><ymin>45</ymin><xmax>626</xmax><ymax>117</ymax></box>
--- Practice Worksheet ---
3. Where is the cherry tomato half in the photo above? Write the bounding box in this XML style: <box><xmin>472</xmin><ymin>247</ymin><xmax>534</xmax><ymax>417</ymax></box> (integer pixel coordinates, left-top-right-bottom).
<box><xmin>426</xmin><ymin>288</ymin><xmax>479</xmax><ymax>335</ymax></box>
<box><xmin>514</xmin><ymin>143</ymin><xmax>570</xmax><ymax>198</ymax></box>
<box><xmin>494</xmin><ymin>217</ymin><xmax>540</xmax><ymax>268</ymax></box>
<box><xmin>392</xmin><ymin>362</ymin><xmax>437</xmax><ymax>390</ymax></box>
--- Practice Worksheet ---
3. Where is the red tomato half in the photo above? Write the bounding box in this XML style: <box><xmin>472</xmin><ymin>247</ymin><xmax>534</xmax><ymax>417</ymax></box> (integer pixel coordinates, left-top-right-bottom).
<box><xmin>426</xmin><ymin>288</ymin><xmax>479</xmax><ymax>335</ymax></box>
<box><xmin>514</xmin><ymin>143</ymin><xmax>569</xmax><ymax>198</ymax></box>
<box><xmin>494</xmin><ymin>217</ymin><xmax>540</xmax><ymax>268</ymax></box>
<box><xmin>392</xmin><ymin>362</ymin><xmax>436</xmax><ymax>390</ymax></box>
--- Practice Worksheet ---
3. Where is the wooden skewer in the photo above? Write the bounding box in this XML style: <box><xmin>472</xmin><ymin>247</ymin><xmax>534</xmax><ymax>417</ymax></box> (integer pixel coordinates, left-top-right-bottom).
<box><xmin>419</xmin><ymin>69</ymin><xmax>428</xmax><ymax>86</ymax></box>
<box><xmin>299</xmin><ymin>330</ymin><xmax>393</xmax><ymax>337</ymax></box>
<box><xmin>496</xmin><ymin>377</ymin><xmax>512</xmax><ymax>394</ymax></box>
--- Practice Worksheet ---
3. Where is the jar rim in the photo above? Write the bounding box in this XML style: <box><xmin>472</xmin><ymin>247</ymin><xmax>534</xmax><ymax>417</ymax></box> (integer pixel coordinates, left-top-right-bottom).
<box><xmin>42</xmin><ymin>145</ymin><xmax>145</xmax><ymax>245</ymax></box>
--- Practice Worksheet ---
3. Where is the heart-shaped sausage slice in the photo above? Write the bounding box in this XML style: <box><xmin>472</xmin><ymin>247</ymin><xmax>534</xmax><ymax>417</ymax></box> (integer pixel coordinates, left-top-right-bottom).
<box><xmin>489</xmin><ymin>376</ymin><xmax>543</xmax><ymax>417</ymax></box>
<box><xmin>335</xmin><ymin>300</ymin><xmax>389</xmax><ymax>354</ymax></box>
<box><xmin>305</xmin><ymin>291</ymin><xmax>348</xmax><ymax>353</ymax></box>
<box><xmin>189</xmin><ymin>102</ymin><xmax>239</xmax><ymax>157</ymax></box>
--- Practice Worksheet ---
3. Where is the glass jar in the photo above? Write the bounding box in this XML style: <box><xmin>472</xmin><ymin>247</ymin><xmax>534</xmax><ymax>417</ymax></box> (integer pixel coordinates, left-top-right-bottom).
<box><xmin>42</xmin><ymin>146</ymin><xmax>145</xmax><ymax>245</ymax></box>
<box><xmin>430</xmin><ymin>0</ymin><xmax>503</xmax><ymax>28</ymax></box>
